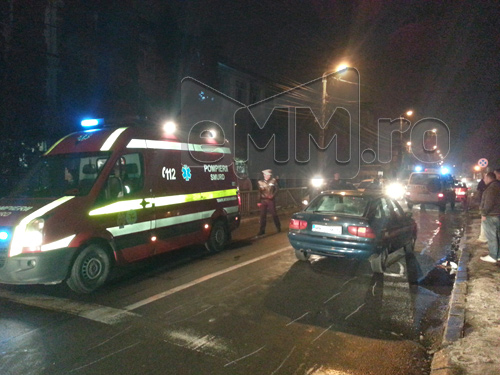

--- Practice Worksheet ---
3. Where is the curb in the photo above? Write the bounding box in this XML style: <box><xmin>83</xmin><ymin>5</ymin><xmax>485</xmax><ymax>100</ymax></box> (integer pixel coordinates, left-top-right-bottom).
<box><xmin>430</xmin><ymin>223</ymin><xmax>469</xmax><ymax>375</ymax></box>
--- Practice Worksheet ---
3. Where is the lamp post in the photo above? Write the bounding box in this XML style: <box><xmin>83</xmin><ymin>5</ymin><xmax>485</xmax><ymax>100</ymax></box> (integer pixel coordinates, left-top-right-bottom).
<box><xmin>398</xmin><ymin>110</ymin><xmax>413</xmax><ymax>176</ymax></box>
<box><xmin>321</xmin><ymin>64</ymin><xmax>348</xmax><ymax>148</ymax></box>
<box><xmin>320</xmin><ymin>64</ymin><xmax>348</xmax><ymax>169</ymax></box>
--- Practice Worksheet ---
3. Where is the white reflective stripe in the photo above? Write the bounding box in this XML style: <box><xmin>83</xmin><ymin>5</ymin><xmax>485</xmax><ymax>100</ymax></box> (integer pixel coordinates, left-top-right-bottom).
<box><xmin>224</xmin><ymin>206</ymin><xmax>239</xmax><ymax>214</ymax></box>
<box><xmin>155</xmin><ymin>210</ymin><xmax>214</xmax><ymax>230</ymax></box>
<box><xmin>126</xmin><ymin>139</ymin><xmax>147</xmax><ymax>149</ymax></box>
<box><xmin>145</xmin><ymin>139</ymin><xmax>183</xmax><ymax>150</ymax></box>
<box><xmin>107</xmin><ymin>210</ymin><xmax>215</xmax><ymax>237</ymax></box>
<box><xmin>101</xmin><ymin>127</ymin><xmax>128</xmax><ymax>151</ymax></box>
<box><xmin>126</xmin><ymin>138</ymin><xmax>230</xmax><ymax>154</ymax></box>
<box><xmin>108</xmin><ymin>220</ymin><xmax>152</xmax><ymax>237</ymax></box>
<box><xmin>188</xmin><ymin>143</ymin><xmax>231</xmax><ymax>154</ymax></box>
<box><xmin>41</xmin><ymin>235</ymin><xmax>76</xmax><ymax>252</ymax></box>
<box><xmin>9</xmin><ymin>196</ymin><xmax>75</xmax><ymax>257</ymax></box>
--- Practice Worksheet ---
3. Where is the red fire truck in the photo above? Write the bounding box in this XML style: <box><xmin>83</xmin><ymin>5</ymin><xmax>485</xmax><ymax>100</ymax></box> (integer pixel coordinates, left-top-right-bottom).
<box><xmin>0</xmin><ymin>119</ymin><xmax>240</xmax><ymax>293</ymax></box>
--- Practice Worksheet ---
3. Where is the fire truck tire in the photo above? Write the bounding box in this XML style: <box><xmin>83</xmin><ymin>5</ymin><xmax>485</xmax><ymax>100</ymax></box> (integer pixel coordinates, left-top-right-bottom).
<box><xmin>66</xmin><ymin>243</ymin><xmax>111</xmax><ymax>294</ymax></box>
<box><xmin>205</xmin><ymin>221</ymin><xmax>228</xmax><ymax>253</ymax></box>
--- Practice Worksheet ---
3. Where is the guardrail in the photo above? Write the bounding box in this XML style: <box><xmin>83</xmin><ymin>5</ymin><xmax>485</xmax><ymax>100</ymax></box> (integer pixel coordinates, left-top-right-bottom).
<box><xmin>239</xmin><ymin>187</ymin><xmax>308</xmax><ymax>216</ymax></box>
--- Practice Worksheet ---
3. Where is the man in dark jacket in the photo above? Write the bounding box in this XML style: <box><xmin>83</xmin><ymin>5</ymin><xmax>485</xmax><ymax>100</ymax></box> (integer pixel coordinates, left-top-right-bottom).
<box><xmin>479</xmin><ymin>172</ymin><xmax>500</xmax><ymax>263</ymax></box>
<box><xmin>257</xmin><ymin>169</ymin><xmax>280</xmax><ymax>235</ymax></box>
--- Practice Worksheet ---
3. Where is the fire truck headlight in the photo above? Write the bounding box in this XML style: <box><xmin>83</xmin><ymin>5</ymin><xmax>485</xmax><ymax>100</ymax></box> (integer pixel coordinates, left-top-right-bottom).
<box><xmin>23</xmin><ymin>218</ymin><xmax>45</xmax><ymax>251</ymax></box>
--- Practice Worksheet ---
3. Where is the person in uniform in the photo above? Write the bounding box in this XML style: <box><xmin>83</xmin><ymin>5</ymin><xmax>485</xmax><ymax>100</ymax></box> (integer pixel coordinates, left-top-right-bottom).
<box><xmin>257</xmin><ymin>169</ymin><xmax>280</xmax><ymax>235</ymax></box>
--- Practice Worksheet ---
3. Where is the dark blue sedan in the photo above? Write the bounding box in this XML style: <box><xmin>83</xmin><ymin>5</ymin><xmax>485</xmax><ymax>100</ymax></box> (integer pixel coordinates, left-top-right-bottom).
<box><xmin>288</xmin><ymin>190</ymin><xmax>417</xmax><ymax>273</ymax></box>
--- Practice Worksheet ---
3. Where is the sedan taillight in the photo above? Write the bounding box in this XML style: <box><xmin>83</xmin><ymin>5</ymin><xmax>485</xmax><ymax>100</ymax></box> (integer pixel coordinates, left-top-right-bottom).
<box><xmin>348</xmin><ymin>225</ymin><xmax>376</xmax><ymax>238</ymax></box>
<box><xmin>289</xmin><ymin>219</ymin><xmax>307</xmax><ymax>230</ymax></box>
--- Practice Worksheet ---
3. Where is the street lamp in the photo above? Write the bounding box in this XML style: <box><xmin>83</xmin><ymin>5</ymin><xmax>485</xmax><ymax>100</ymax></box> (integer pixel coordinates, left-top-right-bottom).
<box><xmin>398</xmin><ymin>110</ymin><xmax>413</xmax><ymax>175</ymax></box>
<box><xmin>320</xmin><ymin>64</ymin><xmax>349</xmax><ymax>157</ymax></box>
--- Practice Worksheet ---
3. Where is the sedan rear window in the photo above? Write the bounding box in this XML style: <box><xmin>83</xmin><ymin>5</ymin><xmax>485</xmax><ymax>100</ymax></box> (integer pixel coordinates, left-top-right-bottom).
<box><xmin>306</xmin><ymin>195</ymin><xmax>368</xmax><ymax>216</ymax></box>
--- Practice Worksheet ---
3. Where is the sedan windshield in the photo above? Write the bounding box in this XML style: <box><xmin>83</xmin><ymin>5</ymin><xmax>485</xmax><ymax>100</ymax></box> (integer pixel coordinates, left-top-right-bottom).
<box><xmin>9</xmin><ymin>153</ymin><xmax>110</xmax><ymax>198</ymax></box>
<box><xmin>306</xmin><ymin>195</ymin><xmax>368</xmax><ymax>216</ymax></box>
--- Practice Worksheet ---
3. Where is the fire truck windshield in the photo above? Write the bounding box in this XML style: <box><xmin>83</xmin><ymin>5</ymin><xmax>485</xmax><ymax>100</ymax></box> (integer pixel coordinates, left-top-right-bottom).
<box><xmin>8</xmin><ymin>153</ymin><xmax>109</xmax><ymax>198</ymax></box>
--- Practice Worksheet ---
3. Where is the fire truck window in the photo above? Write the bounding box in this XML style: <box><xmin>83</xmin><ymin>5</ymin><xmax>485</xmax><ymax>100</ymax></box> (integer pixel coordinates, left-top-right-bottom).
<box><xmin>99</xmin><ymin>153</ymin><xmax>143</xmax><ymax>202</ymax></box>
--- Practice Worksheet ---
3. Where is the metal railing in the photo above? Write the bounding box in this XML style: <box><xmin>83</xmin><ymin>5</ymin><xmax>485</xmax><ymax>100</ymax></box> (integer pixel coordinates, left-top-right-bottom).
<box><xmin>239</xmin><ymin>187</ymin><xmax>308</xmax><ymax>216</ymax></box>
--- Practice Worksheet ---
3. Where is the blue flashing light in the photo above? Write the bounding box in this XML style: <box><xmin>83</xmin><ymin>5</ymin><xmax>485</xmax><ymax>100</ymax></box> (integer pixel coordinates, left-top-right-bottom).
<box><xmin>0</xmin><ymin>230</ymin><xmax>10</xmax><ymax>241</ymax></box>
<box><xmin>81</xmin><ymin>118</ymin><xmax>104</xmax><ymax>128</ymax></box>
<box><xmin>415</xmin><ymin>166</ymin><xmax>423</xmax><ymax>172</ymax></box>
<box><xmin>441</xmin><ymin>167</ymin><xmax>450</xmax><ymax>175</ymax></box>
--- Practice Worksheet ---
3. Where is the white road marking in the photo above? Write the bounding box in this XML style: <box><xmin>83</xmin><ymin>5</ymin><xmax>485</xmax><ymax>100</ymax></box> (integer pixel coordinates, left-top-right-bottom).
<box><xmin>124</xmin><ymin>246</ymin><xmax>292</xmax><ymax>311</ymax></box>
<box><xmin>0</xmin><ymin>289</ymin><xmax>139</xmax><ymax>325</ymax></box>
<box><xmin>0</xmin><ymin>246</ymin><xmax>292</xmax><ymax>324</ymax></box>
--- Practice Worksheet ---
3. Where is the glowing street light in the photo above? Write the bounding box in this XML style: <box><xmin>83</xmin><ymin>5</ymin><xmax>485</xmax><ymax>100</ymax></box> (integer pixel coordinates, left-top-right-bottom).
<box><xmin>321</xmin><ymin>63</ymin><xmax>350</xmax><ymax>155</ymax></box>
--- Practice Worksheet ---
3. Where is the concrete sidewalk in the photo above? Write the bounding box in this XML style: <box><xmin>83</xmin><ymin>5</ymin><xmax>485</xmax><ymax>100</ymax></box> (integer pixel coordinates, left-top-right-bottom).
<box><xmin>431</xmin><ymin>212</ymin><xmax>500</xmax><ymax>375</ymax></box>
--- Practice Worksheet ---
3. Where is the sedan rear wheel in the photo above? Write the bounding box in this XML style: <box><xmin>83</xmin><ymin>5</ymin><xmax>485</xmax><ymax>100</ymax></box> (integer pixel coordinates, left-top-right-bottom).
<box><xmin>295</xmin><ymin>249</ymin><xmax>310</xmax><ymax>261</ymax></box>
<box><xmin>370</xmin><ymin>247</ymin><xmax>388</xmax><ymax>273</ymax></box>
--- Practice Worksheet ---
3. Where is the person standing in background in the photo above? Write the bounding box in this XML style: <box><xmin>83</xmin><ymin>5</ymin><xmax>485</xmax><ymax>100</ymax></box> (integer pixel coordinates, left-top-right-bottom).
<box><xmin>479</xmin><ymin>172</ymin><xmax>500</xmax><ymax>263</ymax></box>
<box><xmin>257</xmin><ymin>169</ymin><xmax>280</xmax><ymax>236</ymax></box>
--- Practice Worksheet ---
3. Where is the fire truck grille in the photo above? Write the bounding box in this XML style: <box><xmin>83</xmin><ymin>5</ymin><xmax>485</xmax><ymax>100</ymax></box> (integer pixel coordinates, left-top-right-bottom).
<box><xmin>0</xmin><ymin>247</ymin><xmax>6</xmax><ymax>268</ymax></box>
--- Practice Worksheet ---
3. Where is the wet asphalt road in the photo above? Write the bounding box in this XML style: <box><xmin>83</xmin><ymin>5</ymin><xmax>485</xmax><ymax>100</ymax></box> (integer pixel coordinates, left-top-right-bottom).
<box><xmin>0</xmin><ymin>204</ymin><xmax>465</xmax><ymax>375</ymax></box>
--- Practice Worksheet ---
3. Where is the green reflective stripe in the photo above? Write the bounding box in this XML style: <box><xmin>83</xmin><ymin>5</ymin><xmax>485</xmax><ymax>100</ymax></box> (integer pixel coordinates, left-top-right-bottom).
<box><xmin>101</xmin><ymin>127</ymin><xmax>128</xmax><ymax>151</ymax></box>
<box><xmin>89</xmin><ymin>199</ymin><xmax>146</xmax><ymax>216</ymax></box>
<box><xmin>44</xmin><ymin>133</ymin><xmax>74</xmax><ymax>155</ymax></box>
<box><xmin>10</xmin><ymin>196</ymin><xmax>75</xmax><ymax>257</ymax></box>
<box><xmin>89</xmin><ymin>189</ymin><xmax>238</xmax><ymax>216</ymax></box>
<box><xmin>126</xmin><ymin>138</ymin><xmax>230</xmax><ymax>154</ymax></box>
<box><xmin>41</xmin><ymin>235</ymin><xmax>76</xmax><ymax>252</ymax></box>
<box><xmin>108</xmin><ymin>210</ymin><xmax>215</xmax><ymax>237</ymax></box>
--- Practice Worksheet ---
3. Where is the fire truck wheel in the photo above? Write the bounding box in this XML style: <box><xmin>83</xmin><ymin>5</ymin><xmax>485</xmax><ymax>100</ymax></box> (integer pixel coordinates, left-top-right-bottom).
<box><xmin>67</xmin><ymin>244</ymin><xmax>111</xmax><ymax>294</ymax></box>
<box><xmin>205</xmin><ymin>221</ymin><xmax>228</xmax><ymax>252</ymax></box>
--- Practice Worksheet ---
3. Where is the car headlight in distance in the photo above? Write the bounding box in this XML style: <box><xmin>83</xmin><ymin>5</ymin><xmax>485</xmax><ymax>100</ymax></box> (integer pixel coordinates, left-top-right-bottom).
<box><xmin>311</xmin><ymin>177</ymin><xmax>324</xmax><ymax>188</ymax></box>
<box><xmin>386</xmin><ymin>183</ymin><xmax>405</xmax><ymax>199</ymax></box>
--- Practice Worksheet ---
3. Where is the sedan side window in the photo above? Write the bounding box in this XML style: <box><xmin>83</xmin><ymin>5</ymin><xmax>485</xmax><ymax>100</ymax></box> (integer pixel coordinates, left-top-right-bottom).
<box><xmin>387</xmin><ymin>199</ymin><xmax>405</xmax><ymax>218</ymax></box>
<box><xmin>380</xmin><ymin>198</ymin><xmax>392</xmax><ymax>218</ymax></box>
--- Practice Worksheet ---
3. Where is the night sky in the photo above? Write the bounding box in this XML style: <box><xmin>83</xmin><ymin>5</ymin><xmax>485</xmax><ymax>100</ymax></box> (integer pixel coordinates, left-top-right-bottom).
<box><xmin>174</xmin><ymin>0</ymin><xmax>500</xmax><ymax>169</ymax></box>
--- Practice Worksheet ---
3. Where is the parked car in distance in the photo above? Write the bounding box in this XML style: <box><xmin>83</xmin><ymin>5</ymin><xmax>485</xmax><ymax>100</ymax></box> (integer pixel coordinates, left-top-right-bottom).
<box><xmin>356</xmin><ymin>178</ymin><xmax>405</xmax><ymax>200</ymax></box>
<box><xmin>356</xmin><ymin>178</ymin><xmax>384</xmax><ymax>192</ymax></box>
<box><xmin>454</xmin><ymin>181</ymin><xmax>469</xmax><ymax>207</ymax></box>
<box><xmin>288</xmin><ymin>190</ymin><xmax>417</xmax><ymax>273</ymax></box>
<box><xmin>405</xmin><ymin>171</ymin><xmax>456</xmax><ymax>212</ymax></box>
